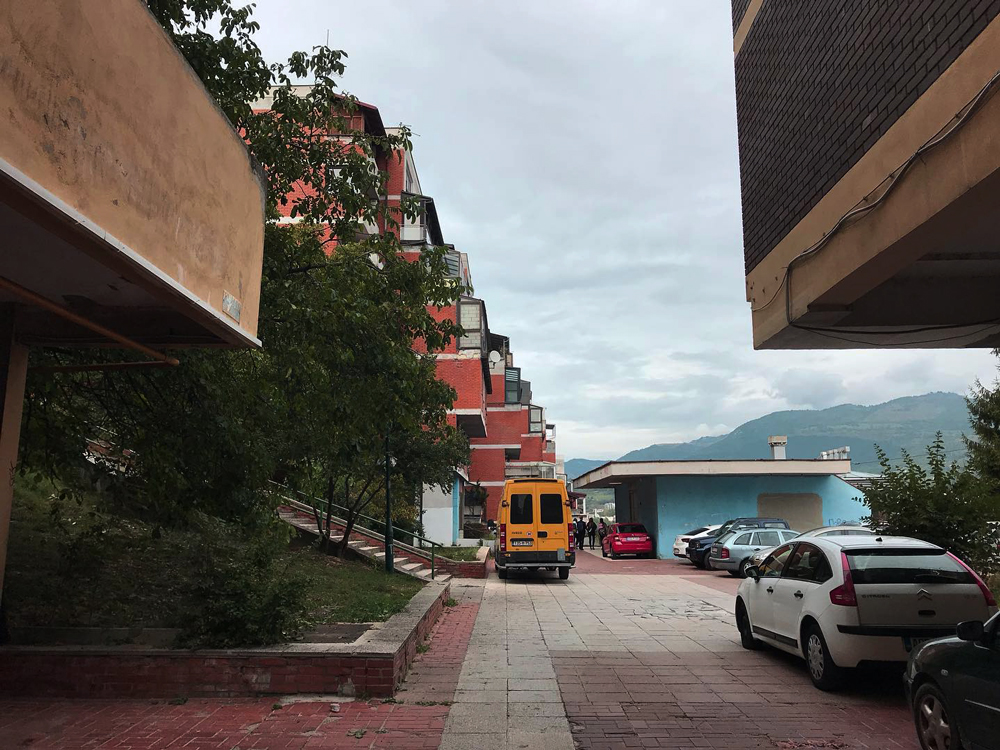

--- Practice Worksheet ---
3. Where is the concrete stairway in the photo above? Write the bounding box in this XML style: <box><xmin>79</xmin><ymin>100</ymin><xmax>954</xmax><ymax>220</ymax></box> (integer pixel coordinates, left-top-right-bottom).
<box><xmin>278</xmin><ymin>507</ymin><xmax>452</xmax><ymax>584</ymax></box>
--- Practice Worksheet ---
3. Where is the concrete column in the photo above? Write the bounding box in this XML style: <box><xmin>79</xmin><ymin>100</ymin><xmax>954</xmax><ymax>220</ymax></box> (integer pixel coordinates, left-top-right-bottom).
<box><xmin>0</xmin><ymin>306</ymin><xmax>29</xmax><ymax>610</ymax></box>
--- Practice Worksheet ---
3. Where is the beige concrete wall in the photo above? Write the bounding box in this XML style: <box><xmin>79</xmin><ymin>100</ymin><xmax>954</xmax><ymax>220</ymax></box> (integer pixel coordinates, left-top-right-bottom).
<box><xmin>745</xmin><ymin>13</ymin><xmax>1000</xmax><ymax>348</ymax></box>
<box><xmin>0</xmin><ymin>0</ymin><xmax>265</xmax><ymax>341</ymax></box>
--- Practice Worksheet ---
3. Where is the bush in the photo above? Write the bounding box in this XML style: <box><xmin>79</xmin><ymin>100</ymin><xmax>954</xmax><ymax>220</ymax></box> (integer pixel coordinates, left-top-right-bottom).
<box><xmin>179</xmin><ymin>522</ymin><xmax>311</xmax><ymax>648</ymax></box>
<box><xmin>862</xmin><ymin>435</ymin><xmax>1000</xmax><ymax>574</ymax></box>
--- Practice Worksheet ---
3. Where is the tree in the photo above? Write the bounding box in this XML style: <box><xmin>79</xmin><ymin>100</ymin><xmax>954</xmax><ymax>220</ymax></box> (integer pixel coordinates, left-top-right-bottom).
<box><xmin>861</xmin><ymin>434</ymin><xmax>1000</xmax><ymax>573</ymax></box>
<box><xmin>19</xmin><ymin>2</ymin><xmax>470</xmax><ymax>541</ymax></box>
<box><xmin>967</xmin><ymin>349</ymin><xmax>1000</xmax><ymax>497</ymax></box>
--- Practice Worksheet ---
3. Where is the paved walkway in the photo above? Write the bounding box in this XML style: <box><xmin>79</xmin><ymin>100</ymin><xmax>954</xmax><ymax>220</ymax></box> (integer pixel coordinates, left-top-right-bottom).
<box><xmin>0</xmin><ymin>562</ymin><xmax>920</xmax><ymax>750</ymax></box>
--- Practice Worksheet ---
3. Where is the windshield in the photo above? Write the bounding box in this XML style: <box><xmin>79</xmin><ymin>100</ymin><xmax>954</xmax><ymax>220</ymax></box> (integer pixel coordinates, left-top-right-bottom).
<box><xmin>618</xmin><ymin>524</ymin><xmax>647</xmax><ymax>534</ymax></box>
<box><xmin>846</xmin><ymin>549</ymin><xmax>973</xmax><ymax>585</ymax></box>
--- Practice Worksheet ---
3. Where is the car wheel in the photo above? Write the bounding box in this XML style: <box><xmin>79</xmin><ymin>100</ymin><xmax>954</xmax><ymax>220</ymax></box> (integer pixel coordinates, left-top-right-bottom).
<box><xmin>803</xmin><ymin>623</ymin><xmax>845</xmax><ymax>691</ymax></box>
<box><xmin>704</xmin><ymin>555</ymin><xmax>715</xmax><ymax>571</ymax></box>
<box><xmin>735</xmin><ymin>601</ymin><xmax>760</xmax><ymax>650</ymax></box>
<box><xmin>496</xmin><ymin>565</ymin><xmax>507</xmax><ymax>580</ymax></box>
<box><xmin>913</xmin><ymin>682</ymin><xmax>959</xmax><ymax>750</ymax></box>
<box><xmin>692</xmin><ymin>555</ymin><xmax>704</xmax><ymax>569</ymax></box>
<box><xmin>739</xmin><ymin>558</ymin><xmax>754</xmax><ymax>578</ymax></box>
<box><xmin>611</xmin><ymin>549</ymin><xmax>619</xmax><ymax>559</ymax></box>
<box><xmin>559</xmin><ymin>567</ymin><xmax>570</xmax><ymax>580</ymax></box>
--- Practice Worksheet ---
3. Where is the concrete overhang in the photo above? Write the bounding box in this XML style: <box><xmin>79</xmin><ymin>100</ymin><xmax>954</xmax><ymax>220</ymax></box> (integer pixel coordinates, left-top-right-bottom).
<box><xmin>746</xmin><ymin>17</ymin><xmax>1000</xmax><ymax>350</ymax></box>
<box><xmin>575</xmin><ymin>459</ymin><xmax>853</xmax><ymax>489</ymax></box>
<box><xmin>0</xmin><ymin>0</ymin><xmax>266</xmax><ymax>349</ymax></box>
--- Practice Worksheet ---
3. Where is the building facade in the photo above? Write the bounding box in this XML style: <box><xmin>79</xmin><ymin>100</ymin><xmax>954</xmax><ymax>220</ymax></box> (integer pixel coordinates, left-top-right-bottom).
<box><xmin>732</xmin><ymin>2</ymin><xmax>1000</xmax><ymax>349</ymax></box>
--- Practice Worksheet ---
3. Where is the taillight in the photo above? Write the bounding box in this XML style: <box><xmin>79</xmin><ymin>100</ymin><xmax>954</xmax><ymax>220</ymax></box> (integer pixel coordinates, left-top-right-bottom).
<box><xmin>499</xmin><ymin>523</ymin><xmax>507</xmax><ymax>553</ymax></box>
<box><xmin>947</xmin><ymin>551</ymin><xmax>997</xmax><ymax>607</ymax></box>
<box><xmin>829</xmin><ymin>551</ymin><xmax>857</xmax><ymax>606</ymax></box>
<box><xmin>568</xmin><ymin>523</ymin><xmax>575</xmax><ymax>551</ymax></box>
<box><xmin>721</xmin><ymin>548</ymin><xmax>730</xmax><ymax>559</ymax></box>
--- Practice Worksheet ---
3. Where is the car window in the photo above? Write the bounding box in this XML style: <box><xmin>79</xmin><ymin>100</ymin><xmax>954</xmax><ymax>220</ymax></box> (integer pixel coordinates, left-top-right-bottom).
<box><xmin>762</xmin><ymin>522</ymin><xmax>787</xmax><ymax>528</ymax></box>
<box><xmin>686</xmin><ymin>527</ymin><xmax>708</xmax><ymax>535</ymax></box>
<box><xmin>782</xmin><ymin>543</ymin><xmax>832</xmax><ymax>583</ymax></box>
<box><xmin>758</xmin><ymin>544</ymin><xmax>794</xmax><ymax>578</ymax></box>
<box><xmin>846</xmin><ymin>549</ymin><xmax>973</xmax><ymax>584</ymax></box>
<box><xmin>510</xmin><ymin>493</ymin><xmax>533</xmax><ymax>525</ymax></box>
<box><xmin>539</xmin><ymin>494</ymin><xmax>563</xmax><ymax>524</ymax></box>
<box><xmin>756</xmin><ymin>531</ymin><xmax>781</xmax><ymax>547</ymax></box>
<box><xmin>618</xmin><ymin>524</ymin><xmax>647</xmax><ymax>534</ymax></box>
<box><xmin>781</xmin><ymin>530</ymin><xmax>800</xmax><ymax>542</ymax></box>
<box><xmin>734</xmin><ymin>532</ymin><xmax>752</xmax><ymax>545</ymax></box>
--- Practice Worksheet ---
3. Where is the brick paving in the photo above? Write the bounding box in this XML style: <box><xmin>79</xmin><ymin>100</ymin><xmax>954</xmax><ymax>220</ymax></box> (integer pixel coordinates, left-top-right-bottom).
<box><xmin>0</xmin><ymin>586</ymin><xmax>482</xmax><ymax>750</ymax></box>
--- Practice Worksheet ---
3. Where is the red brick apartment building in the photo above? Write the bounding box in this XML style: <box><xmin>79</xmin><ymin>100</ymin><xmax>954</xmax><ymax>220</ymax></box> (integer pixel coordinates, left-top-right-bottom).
<box><xmin>732</xmin><ymin>1</ymin><xmax>1000</xmax><ymax>349</ymax></box>
<box><xmin>254</xmin><ymin>88</ymin><xmax>558</xmax><ymax>543</ymax></box>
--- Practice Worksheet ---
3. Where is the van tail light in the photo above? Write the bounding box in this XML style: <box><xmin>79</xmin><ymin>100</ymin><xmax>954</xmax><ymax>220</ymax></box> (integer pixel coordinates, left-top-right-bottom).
<box><xmin>947</xmin><ymin>551</ymin><xmax>997</xmax><ymax>607</ymax></box>
<box><xmin>829</xmin><ymin>551</ymin><xmax>857</xmax><ymax>607</ymax></box>
<box><xmin>568</xmin><ymin>523</ymin><xmax>575</xmax><ymax>551</ymax></box>
<box><xmin>499</xmin><ymin>523</ymin><xmax>507</xmax><ymax>553</ymax></box>
<box><xmin>720</xmin><ymin>548</ymin><xmax>730</xmax><ymax>559</ymax></box>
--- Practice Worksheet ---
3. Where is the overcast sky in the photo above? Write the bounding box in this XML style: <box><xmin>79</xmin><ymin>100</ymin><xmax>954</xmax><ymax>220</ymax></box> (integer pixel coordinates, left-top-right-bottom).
<box><xmin>254</xmin><ymin>0</ymin><xmax>999</xmax><ymax>460</ymax></box>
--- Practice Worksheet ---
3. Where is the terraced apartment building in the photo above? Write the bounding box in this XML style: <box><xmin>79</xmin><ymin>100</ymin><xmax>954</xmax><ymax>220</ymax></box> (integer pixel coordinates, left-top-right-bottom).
<box><xmin>732</xmin><ymin>1</ymin><xmax>1000</xmax><ymax>349</ymax></box>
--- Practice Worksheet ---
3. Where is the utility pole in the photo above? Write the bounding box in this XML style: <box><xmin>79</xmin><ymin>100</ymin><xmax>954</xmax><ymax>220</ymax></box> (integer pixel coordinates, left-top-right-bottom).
<box><xmin>384</xmin><ymin>429</ymin><xmax>394</xmax><ymax>573</ymax></box>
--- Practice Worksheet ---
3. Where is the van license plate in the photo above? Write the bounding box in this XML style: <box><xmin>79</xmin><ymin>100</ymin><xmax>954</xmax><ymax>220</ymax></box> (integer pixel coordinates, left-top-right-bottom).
<box><xmin>510</xmin><ymin>540</ymin><xmax>532</xmax><ymax>547</ymax></box>
<box><xmin>903</xmin><ymin>637</ymin><xmax>933</xmax><ymax>652</ymax></box>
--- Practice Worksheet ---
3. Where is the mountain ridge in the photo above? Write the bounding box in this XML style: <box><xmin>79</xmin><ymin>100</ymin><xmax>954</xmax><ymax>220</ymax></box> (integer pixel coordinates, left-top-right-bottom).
<box><xmin>566</xmin><ymin>392</ymin><xmax>970</xmax><ymax>480</ymax></box>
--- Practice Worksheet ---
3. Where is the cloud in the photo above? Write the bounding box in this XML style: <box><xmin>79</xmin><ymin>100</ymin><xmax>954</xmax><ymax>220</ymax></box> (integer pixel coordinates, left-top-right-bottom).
<box><xmin>253</xmin><ymin>0</ymin><xmax>1000</xmax><ymax>459</ymax></box>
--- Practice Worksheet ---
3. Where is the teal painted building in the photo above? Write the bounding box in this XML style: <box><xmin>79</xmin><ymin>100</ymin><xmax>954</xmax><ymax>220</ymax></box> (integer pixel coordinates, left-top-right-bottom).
<box><xmin>576</xmin><ymin>453</ymin><xmax>866</xmax><ymax>559</ymax></box>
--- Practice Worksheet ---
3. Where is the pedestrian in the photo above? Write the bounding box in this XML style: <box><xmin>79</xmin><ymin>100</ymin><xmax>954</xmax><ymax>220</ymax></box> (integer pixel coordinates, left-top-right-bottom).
<box><xmin>575</xmin><ymin>517</ymin><xmax>586</xmax><ymax>550</ymax></box>
<box><xmin>598</xmin><ymin>519</ymin><xmax>608</xmax><ymax>542</ymax></box>
<box><xmin>586</xmin><ymin>517</ymin><xmax>597</xmax><ymax>549</ymax></box>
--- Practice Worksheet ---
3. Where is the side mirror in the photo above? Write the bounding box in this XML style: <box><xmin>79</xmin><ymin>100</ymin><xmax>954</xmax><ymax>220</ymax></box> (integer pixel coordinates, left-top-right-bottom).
<box><xmin>746</xmin><ymin>566</ymin><xmax>760</xmax><ymax>582</ymax></box>
<box><xmin>956</xmin><ymin>620</ymin><xmax>985</xmax><ymax>642</ymax></box>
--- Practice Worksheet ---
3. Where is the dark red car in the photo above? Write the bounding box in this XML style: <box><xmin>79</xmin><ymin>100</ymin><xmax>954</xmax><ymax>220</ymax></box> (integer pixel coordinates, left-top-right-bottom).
<box><xmin>602</xmin><ymin>523</ymin><xmax>654</xmax><ymax>559</ymax></box>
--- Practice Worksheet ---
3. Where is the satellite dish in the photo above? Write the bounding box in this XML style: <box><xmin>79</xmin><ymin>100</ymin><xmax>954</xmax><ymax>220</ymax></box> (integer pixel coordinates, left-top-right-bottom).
<box><xmin>488</xmin><ymin>350</ymin><xmax>502</xmax><ymax>364</ymax></box>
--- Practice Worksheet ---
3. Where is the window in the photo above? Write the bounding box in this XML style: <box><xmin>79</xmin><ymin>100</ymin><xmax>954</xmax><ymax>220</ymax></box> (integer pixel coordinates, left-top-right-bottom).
<box><xmin>846</xmin><ymin>549</ymin><xmax>972</xmax><ymax>585</ymax></box>
<box><xmin>762</xmin><ymin>522</ymin><xmax>787</xmax><ymax>528</ymax></box>
<box><xmin>755</xmin><ymin>531</ymin><xmax>781</xmax><ymax>547</ymax></box>
<box><xmin>458</xmin><ymin>299</ymin><xmax>483</xmax><ymax>351</ymax></box>
<box><xmin>540</xmin><ymin>494</ymin><xmax>563</xmax><ymax>525</ymax></box>
<box><xmin>505</xmin><ymin>368</ymin><xmax>521</xmax><ymax>404</ymax></box>
<box><xmin>781</xmin><ymin>530</ymin><xmax>801</xmax><ymax>542</ymax></box>
<box><xmin>510</xmin><ymin>493</ymin><xmax>533</xmax><ymax>525</ymax></box>
<box><xmin>686</xmin><ymin>527</ymin><xmax>708</xmax><ymax>536</ymax></box>
<box><xmin>617</xmin><ymin>524</ymin><xmax>647</xmax><ymax>534</ymax></box>
<box><xmin>783</xmin><ymin>543</ymin><xmax>832</xmax><ymax>583</ymax></box>
<box><xmin>529</xmin><ymin>406</ymin><xmax>544</xmax><ymax>434</ymax></box>
<box><xmin>758</xmin><ymin>544</ymin><xmax>794</xmax><ymax>578</ymax></box>
<box><xmin>734</xmin><ymin>533</ymin><xmax>752</xmax><ymax>546</ymax></box>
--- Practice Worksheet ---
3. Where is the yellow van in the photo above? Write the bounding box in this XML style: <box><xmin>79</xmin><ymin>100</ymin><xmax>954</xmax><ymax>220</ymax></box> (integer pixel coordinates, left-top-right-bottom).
<box><xmin>494</xmin><ymin>478</ymin><xmax>575</xmax><ymax>580</ymax></box>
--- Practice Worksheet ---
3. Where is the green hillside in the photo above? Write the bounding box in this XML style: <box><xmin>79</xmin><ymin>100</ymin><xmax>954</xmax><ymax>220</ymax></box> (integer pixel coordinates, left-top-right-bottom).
<box><xmin>567</xmin><ymin>392</ymin><xmax>970</xmax><ymax>479</ymax></box>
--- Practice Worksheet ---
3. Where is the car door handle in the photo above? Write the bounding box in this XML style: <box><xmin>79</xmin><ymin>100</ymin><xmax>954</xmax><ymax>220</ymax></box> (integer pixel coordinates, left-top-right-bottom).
<box><xmin>766</xmin><ymin>587</ymin><xmax>774</xmax><ymax>594</ymax></box>
<box><xmin>794</xmin><ymin>591</ymin><xmax>804</xmax><ymax>599</ymax></box>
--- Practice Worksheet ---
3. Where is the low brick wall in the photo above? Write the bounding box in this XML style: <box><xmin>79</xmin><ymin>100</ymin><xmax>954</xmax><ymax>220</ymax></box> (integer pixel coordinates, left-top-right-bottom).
<box><xmin>0</xmin><ymin>583</ymin><xmax>449</xmax><ymax>699</ymax></box>
<box><xmin>435</xmin><ymin>556</ymin><xmax>488</xmax><ymax>579</ymax></box>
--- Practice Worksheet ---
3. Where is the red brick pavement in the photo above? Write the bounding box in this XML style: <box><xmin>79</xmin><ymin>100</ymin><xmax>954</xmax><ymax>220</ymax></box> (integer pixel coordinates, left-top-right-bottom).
<box><xmin>0</xmin><ymin>598</ymin><xmax>481</xmax><ymax>750</ymax></box>
<box><xmin>575</xmin><ymin>549</ymin><xmax>744</xmax><ymax>586</ymax></box>
<box><xmin>554</xmin><ymin>649</ymin><xmax>918</xmax><ymax>750</ymax></box>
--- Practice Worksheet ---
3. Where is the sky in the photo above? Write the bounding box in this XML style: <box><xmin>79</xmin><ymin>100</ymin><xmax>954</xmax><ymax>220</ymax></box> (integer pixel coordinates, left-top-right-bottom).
<box><xmin>254</xmin><ymin>0</ymin><xmax>999</xmax><ymax>460</ymax></box>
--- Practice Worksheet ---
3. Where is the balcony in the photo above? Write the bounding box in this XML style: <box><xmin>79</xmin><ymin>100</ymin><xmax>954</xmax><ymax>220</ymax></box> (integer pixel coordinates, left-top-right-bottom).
<box><xmin>505</xmin><ymin>462</ymin><xmax>557</xmax><ymax>480</ymax></box>
<box><xmin>0</xmin><ymin>0</ymin><xmax>265</xmax><ymax>348</ymax></box>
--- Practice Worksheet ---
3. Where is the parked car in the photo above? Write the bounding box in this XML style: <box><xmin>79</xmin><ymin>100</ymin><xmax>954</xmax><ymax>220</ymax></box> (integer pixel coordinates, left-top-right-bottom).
<box><xmin>673</xmin><ymin>525</ymin><xmax>720</xmax><ymax>558</ymax></box>
<box><xmin>686</xmin><ymin>517</ymin><xmax>790</xmax><ymax>569</ymax></box>
<box><xmin>747</xmin><ymin>525</ymin><xmax>874</xmax><ymax>569</ymax></box>
<box><xmin>735</xmin><ymin>535</ymin><xmax>998</xmax><ymax>690</ymax></box>
<box><xmin>710</xmin><ymin>528</ymin><xmax>801</xmax><ymax>577</ymax></box>
<box><xmin>904</xmin><ymin>612</ymin><xmax>1000</xmax><ymax>750</ymax></box>
<box><xmin>602</xmin><ymin>523</ymin><xmax>654</xmax><ymax>559</ymax></box>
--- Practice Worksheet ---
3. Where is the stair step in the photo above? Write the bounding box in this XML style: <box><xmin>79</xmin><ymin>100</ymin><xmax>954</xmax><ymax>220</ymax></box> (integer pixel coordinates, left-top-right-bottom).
<box><xmin>357</xmin><ymin>545</ymin><xmax>378</xmax><ymax>553</ymax></box>
<box><xmin>399</xmin><ymin>563</ymin><xmax>424</xmax><ymax>572</ymax></box>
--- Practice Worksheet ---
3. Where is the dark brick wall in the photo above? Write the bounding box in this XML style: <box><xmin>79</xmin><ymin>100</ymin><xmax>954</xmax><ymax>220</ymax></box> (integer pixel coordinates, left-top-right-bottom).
<box><xmin>732</xmin><ymin>0</ymin><xmax>753</xmax><ymax>33</ymax></box>
<box><xmin>736</xmin><ymin>0</ymin><xmax>1000</xmax><ymax>275</ymax></box>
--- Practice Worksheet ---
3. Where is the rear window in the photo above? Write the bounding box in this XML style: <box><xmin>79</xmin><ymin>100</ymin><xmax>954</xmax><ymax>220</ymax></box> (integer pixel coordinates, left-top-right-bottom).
<box><xmin>686</xmin><ymin>527</ymin><xmax>708</xmax><ymax>535</ymax></box>
<box><xmin>540</xmin><ymin>494</ymin><xmax>564</xmax><ymax>524</ymax></box>
<box><xmin>510</xmin><ymin>494</ymin><xmax>533</xmax><ymax>525</ymax></box>
<box><xmin>618</xmin><ymin>524</ymin><xmax>647</xmax><ymax>534</ymax></box>
<box><xmin>846</xmin><ymin>549</ymin><xmax>973</xmax><ymax>585</ymax></box>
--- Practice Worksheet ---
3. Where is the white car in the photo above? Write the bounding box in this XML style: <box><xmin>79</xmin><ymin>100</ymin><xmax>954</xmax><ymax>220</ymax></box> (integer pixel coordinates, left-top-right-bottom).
<box><xmin>673</xmin><ymin>525</ymin><xmax>720</xmax><ymax>557</ymax></box>
<box><xmin>747</xmin><ymin>525</ymin><xmax>874</xmax><ymax>569</ymax></box>
<box><xmin>735</xmin><ymin>535</ymin><xmax>997</xmax><ymax>690</ymax></box>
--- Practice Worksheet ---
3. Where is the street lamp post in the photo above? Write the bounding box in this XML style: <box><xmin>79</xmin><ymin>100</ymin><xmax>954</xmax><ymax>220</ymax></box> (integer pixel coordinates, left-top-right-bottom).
<box><xmin>384</xmin><ymin>429</ymin><xmax>394</xmax><ymax>573</ymax></box>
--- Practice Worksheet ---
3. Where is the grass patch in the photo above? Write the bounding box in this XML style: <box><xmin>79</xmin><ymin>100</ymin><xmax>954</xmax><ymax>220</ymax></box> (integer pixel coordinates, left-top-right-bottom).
<box><xmin>434</xmin><ymin>546</ymin><xmax>481</xmax><ymax>562</ymax></box>
<box><xmin>5</xmin><ymin>476</ymin><xmax>422</xmax><ymax>638</ymax></box>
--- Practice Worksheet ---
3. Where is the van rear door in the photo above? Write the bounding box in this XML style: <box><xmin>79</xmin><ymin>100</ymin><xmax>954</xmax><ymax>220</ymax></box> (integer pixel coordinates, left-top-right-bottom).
<box><xmin>506</xmin><ymin>489</ymin><xmax>536</xmax><ymax>551</ymax></box>
<box><xmin>536</xmin><ymin>488</ymin><xmax>568</xmax><ymax>558</ymax></box>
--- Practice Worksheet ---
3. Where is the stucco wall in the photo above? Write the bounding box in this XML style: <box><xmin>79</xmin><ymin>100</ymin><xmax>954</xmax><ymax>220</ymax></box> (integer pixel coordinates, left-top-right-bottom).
<box><xmin>653</xmin><ymin>475</ymin><xmax>865</xmax><ymax>559</ymax></box>
<box><xmin>614</xmin><ymin>478</ymin><xmax>660</xmax><ymax>555</ymax></box>
<box><xmin>422</xmin><ymin>478</ymin><xmax>459</xmax><ymax>545</ymax></box>
<box><xmin>0</xmin><ymin>0</ymin><xmax>265</xmax><ymax>342</ymax></box>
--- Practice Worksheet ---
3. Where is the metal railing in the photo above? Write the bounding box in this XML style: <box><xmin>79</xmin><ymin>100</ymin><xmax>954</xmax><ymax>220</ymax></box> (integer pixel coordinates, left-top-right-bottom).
<box><xmin>269</xmin><ymin>480</ymin><xmax>442</xmax><ymax>580</ymax></box>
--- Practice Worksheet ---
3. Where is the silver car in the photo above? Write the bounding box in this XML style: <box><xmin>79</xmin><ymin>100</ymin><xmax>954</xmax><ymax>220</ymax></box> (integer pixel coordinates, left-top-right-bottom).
<box><xmin>710</xmin><ymin>528</ymin><xmax>801</xmax><ymax>577</ymax></box>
